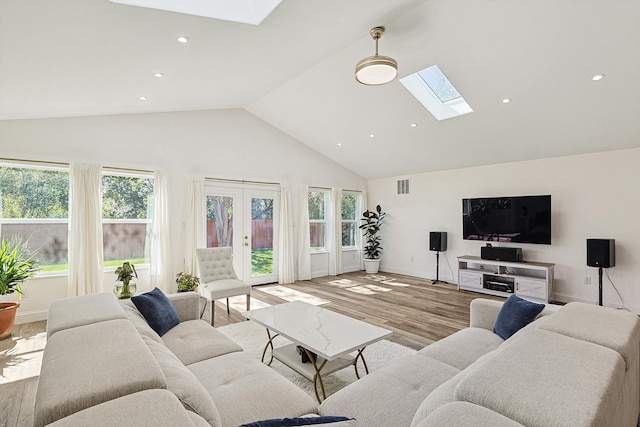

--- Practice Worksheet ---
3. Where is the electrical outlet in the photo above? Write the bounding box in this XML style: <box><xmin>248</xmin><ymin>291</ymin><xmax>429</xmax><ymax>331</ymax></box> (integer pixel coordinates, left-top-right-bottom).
<box><xmin>584</xmin><ymin>276</ymin><xmax>591</xmax><ymax>285</ymax></box>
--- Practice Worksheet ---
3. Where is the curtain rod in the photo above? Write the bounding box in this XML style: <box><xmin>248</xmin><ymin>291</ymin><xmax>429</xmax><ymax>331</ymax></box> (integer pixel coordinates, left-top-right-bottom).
<box><xmin>205</xmin><ymin>177</ymin><xmax>280</xmax><ymax>186</ymax></box>
<box><xmin>310</xmin><ymin>185</ymin><xmax>364</xmax><ymax>193</ymax></box>
<box><xmin>0</xmin><ymin>157</ymin><xmax>153</xmax><ymax>174</ymax></box>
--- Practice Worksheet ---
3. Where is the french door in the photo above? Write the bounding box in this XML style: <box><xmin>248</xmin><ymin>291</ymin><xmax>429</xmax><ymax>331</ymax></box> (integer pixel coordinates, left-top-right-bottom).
<box><xmin>204</xmin><ymin>183</ymin><xmax>279</xmax><ymax>286</ymax></box>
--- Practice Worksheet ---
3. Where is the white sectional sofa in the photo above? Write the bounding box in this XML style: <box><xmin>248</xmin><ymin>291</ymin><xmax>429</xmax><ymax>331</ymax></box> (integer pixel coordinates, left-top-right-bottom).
<box><xmin>35</xmin><ymin>292</ymin><xmax>318</xmax><ymax>427</ymax></box>
<box><xmin>319</xmin><ymin>298</ymin><xmax>640</xmax><ymax>427</ymax></box>
<box><xmin>35</xmin><ymin>290</ymin><xmax>640</xmax><ymax>427</ymax></box>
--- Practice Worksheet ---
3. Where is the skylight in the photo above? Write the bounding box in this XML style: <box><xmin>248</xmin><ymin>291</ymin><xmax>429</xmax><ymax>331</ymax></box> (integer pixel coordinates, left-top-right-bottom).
<box><xmin>400</xmin><ymin>65</ymin><xmax>473</xmax><ymax>121</ymax></box>
<box><xmin>417</xmin><ymin>65</ymin><xmax>461</xmax><ymax>102</ymax></box>
<box><xmin>110</xmin><ymin>0</ymin><xmax>282</xmax><ymax>26</ymax></box>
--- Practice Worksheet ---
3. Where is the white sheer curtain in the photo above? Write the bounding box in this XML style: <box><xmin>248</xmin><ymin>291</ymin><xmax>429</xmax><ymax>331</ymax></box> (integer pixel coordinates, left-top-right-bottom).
<box><xmin>68</xmin><ymin>162</ymin><xmax>104</xmax><ymax>296</ymax></box>
<box><xmin>359</xmin><ymin>190</ymin><xmax>368</xmax><ymax>271</ymax></box>
<box><xmin>150</xmin><ymin>170</ymin><xmax>172</xmax><ymax>292</ymax></box>
<box><xmin>183</xmin><ymin>176</ymin><xmax>205</xmax><ymax>275</ymax></box>
<box><xmin>296</xmin><ymin>184</ymin><xmax>311</xmax><ymax>281</ymax></box>
<box><xmin>328</xmin><ymin>187</ymin><xmax>343</xmax><ymax>275</ymax></box>
<box><xmin>278</xmin><ymin>183</ymin><xmax>295</xmax><ymax>284</ymax></box>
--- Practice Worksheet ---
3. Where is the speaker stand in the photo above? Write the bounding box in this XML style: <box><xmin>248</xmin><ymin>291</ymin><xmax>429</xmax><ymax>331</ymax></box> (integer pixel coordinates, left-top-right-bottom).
<box><xmin>598</xmin><ymin>267</ymin><xmax>603</xmax><ymax>306</ymax></box>
<box><xmin>432</xmin><ymin>251</ymin><xmax>442</xmax><ymax>284</ymax></box>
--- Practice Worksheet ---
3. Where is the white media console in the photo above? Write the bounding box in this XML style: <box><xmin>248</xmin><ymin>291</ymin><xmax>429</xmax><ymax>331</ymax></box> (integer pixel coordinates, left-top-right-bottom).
<box><xmin>457</xmin><ymin>255</ymin><xmax>554</xmax><ymax>303</ymax></box>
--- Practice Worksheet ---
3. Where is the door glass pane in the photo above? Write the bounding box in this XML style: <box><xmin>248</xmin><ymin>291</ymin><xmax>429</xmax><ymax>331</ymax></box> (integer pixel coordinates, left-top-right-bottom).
<box><xmin>206</xmin><ymin>195</ymin><xmax>234</xmax><ymax>248</ymax></box>
<box><xmin>251</xmin><ymin>197</ymin><xmax>273</xmax><ymax>276</ymax></box>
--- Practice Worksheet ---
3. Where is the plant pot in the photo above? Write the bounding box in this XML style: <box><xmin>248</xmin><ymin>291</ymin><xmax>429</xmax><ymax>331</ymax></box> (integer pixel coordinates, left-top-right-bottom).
<box><xmin>0</xmin><ymin>302</ymin><xmax>20</xmax><ymax>340</ymax></box>
<box><xmin>114</xmin><ymin>282</ymin><xmax>137</xmax><ymax>299</ymax></box>
<box><xmin>363</xmin><ymin>259</ymin><xmax>381</xmax><ymax>274</ymax></box>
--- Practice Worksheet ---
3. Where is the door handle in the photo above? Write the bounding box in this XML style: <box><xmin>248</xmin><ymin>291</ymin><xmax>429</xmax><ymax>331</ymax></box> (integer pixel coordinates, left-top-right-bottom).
<box><xmin>244</xmin><ymin>243</ymin><xmax>249</xmax><ymax>247</ymax></box>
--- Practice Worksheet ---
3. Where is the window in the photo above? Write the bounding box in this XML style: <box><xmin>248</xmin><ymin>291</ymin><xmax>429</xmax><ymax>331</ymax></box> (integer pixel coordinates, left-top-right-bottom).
<box><xmin>102</xmin><ymin>172</ymin><xmax>154</xmax><ymax>267</ymax></box>
<box><xmin>341</xmin><ymin>192</ymin><xmax>360</xmax><ymax>248</ymax></box>
<box><xmin>0</xmin><ymin>163</ymin><xmax>70</xmax><ymax>273</ymax></box>
<box><xmin>308</xmin><ymin>190</ymin><xmax>328</xmax><ymax>251</ymax></box>
<box><xmin>399</xmin><ymin>64</ymin><xmax>473</xmax><ymax>121</ymax></box>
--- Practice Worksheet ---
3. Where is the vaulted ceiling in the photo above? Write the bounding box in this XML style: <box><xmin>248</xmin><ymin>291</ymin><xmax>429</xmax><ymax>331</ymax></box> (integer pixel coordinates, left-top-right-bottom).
<box><xmin>1</xmin><ymin>0</ymin><xmax>638</xmax><ymax>179</ymax></box>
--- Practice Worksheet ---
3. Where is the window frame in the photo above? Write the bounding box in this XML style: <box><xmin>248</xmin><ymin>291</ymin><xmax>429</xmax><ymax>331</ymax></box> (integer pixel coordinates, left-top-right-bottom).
<box><xmin>0</xmin><ymin>161</ymin><xmax>70</xmax><ymax>276</ymax></box>
<box><xmin>101</xmin><ymin>169</ymin><xmax>154</xmax><ymax>269</ymax></box>
<box><xmin>341</xmin><ymin>191</ymin><xmax>360</xmax><ymax>249</ymax></box>
<box><xmin>308</xmin><ymin>189</ymin><xmax>329</xmax><ymax>252</ymax></box>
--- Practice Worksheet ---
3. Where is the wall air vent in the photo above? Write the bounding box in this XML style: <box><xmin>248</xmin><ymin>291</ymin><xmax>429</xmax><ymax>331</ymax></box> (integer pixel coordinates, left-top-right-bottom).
<box><xmin>397</xmin><ymin>179</ymin><xmax>409</xmax><ymax>195</ymax></box>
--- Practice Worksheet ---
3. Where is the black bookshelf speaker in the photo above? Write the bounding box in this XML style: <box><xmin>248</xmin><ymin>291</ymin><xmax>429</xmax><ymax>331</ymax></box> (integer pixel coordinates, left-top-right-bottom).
<box><xmin>587</xmin><ymin>239</ymin><xmax>615</xmax><ymax>268</ymax></box>
<box><xmin>429</xmin><ymin>232</ymin><xmax>447</xmax><ymax>252</ymax></box>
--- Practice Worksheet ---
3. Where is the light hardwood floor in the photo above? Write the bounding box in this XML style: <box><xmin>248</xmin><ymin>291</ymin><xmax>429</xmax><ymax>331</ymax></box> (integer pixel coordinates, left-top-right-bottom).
<box><xmin>0</xmin><ymin>271</ymin><xmax>503</xmax><ymax>427</ymax></box>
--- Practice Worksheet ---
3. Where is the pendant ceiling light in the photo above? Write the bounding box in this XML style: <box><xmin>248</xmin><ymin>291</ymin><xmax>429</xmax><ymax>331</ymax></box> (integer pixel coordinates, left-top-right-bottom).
<box><xmin>355</xmin><ymin>27</ymin><xmax>398</xmax><ymax>86</ymax></box>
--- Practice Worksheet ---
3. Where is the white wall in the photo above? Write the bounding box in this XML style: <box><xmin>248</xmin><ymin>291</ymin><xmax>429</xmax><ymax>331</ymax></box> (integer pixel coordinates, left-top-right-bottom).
<box><xmin>367</xmin><ymin>148</ymin><xmax>640</xmax><ymax>313</ymax></box>
<box><xmin>0</xmin><ymin>109</ymin><xmax>366</xmax><ymax>322</ymax></box>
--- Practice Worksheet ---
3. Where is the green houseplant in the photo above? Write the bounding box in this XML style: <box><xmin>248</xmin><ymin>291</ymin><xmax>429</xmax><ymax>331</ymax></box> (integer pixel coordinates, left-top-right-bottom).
<box><xmin>359</xmin><ymin>205</ymin><xmax>386</xmax><ymax>274</ymax></box>
<box><xmin>0</xmin><ymin>238</ymin><xmax>39</xmax><ymax>339</ymax></box>
<box><xmin>176</xmin><ymin>272</ymin><xmax>200</xmax><ymax>292</ymax></box>
<box><xmin>114</xmin><ymin>261</ymin><xmax>137</xmax><ymax>299</ymax></box>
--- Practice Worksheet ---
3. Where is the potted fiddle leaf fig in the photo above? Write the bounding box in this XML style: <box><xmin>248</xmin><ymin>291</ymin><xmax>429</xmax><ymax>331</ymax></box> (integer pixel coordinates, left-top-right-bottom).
<box><xmin>359</xmin><ymin>204</ymin><xmax>386</xmax><ymax>274</ymax></box>
<box><xmin>0</xmin><ymin>238</ymin><xmax>39</xmax><ymax>340</ymax></box>
<box><xmin>176</xmin><ymin>272</ymin><xmax>199</xmax><ymax>292</ymax></box>
<box><xmin>114</xmin><ymin>261</ymin><xmax>137</xmax><ymax>299</ymax></box>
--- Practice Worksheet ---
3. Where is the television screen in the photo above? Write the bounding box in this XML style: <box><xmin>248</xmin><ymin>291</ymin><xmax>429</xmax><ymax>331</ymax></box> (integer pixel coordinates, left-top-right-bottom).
<box><xmin>462</xmin><ymin>195</ymin><xmax>551</xmax><ymax>244</ymax></box>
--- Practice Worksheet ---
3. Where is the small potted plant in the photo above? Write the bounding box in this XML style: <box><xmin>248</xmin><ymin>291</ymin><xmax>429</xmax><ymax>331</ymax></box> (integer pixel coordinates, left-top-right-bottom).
<box><xmin>176</xmin><ymin>272</ymin><xmax>199</xmax><ymax>292</ymax></box>
<box><xmin>114</xmin><ymin>261</ymin><xmax>137</xmax><ymax>299</ymax></box>
<box><xmin>359</xmin><ymin>205</ymin><xmax>386</xmax><ymax>274</ymax></box>
<box><xmin>0</xmin><ymin>238</ymin><xmax>39</xmax><ymax>340</ymax></box>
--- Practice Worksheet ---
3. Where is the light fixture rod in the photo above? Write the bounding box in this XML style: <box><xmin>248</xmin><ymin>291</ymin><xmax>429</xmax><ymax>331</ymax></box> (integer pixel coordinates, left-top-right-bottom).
<box><xmin>370</xmin><ymin>27</ymin><xmax>384</xmax><ymax>57</ymax></box>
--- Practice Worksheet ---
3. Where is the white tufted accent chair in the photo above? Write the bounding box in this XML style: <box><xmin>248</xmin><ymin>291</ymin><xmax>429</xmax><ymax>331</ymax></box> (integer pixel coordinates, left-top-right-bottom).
<box><xmin>195</xmin><ymin>247</ymin><xmax>251</xmax><ymax>326</ymax></box>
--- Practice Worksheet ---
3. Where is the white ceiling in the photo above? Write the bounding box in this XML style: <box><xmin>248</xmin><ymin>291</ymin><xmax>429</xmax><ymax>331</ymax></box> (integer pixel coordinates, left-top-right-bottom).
<box><xmin>1</xmin><ymin>0</ymin><xmax>639</xmax><ymax>179</ymax></box>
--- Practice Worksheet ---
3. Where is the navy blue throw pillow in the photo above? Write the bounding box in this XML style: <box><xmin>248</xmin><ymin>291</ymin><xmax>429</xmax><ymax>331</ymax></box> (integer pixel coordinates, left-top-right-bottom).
<box><xmin>493</xmin><ymin>294</ymin><xmax>545</xmax><ymax>340</ymax></box>
<box><xmin>131</xmin><ymin>287</ymin><xmax>179</xmax><ymax>336</ymax></box>
<box><xmin>239</xmin><ymin>416</ymin><xmax>353</xmax><ymax>427</ymax></box>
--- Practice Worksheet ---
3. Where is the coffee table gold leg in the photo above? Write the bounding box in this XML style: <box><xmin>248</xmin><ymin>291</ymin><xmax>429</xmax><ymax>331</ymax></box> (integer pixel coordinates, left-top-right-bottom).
<box><xmin>261</xmin><ymin>329</ymin><xmax>279</xmax><ymax>366</ymax></box>
<box><xmin>353</xmin><ymin>347</ymin><xmax>369</xmax><ymax>379</ymax></box>
<box><xmin>304</xmin><ymin>349</ymin><xmax>328</xmax><ymax>403</ymax></box>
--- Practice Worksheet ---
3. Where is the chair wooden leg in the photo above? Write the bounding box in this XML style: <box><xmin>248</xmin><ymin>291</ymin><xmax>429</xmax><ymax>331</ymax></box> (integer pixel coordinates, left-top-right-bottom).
<box><xmin>246</xmin><ymin>294</ymin><xmax>251</xmax><ymax>311</ymax></box>
<box><xmin>210</xmin><ymin>300</ymin><xmax>215</xmax><ymax>326</ymax></box>
<box><xmin>226</xmin><ymin>298</ymin><xmax>230</xmax><ymax>314</ymax></box>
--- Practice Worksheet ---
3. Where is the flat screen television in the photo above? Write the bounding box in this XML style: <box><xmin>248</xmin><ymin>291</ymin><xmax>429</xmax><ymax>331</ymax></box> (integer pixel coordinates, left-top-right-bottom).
<box><xmin>462</xmin><ymin>195</ymin><xmax>551</xmax><ymax>244</ymax></box>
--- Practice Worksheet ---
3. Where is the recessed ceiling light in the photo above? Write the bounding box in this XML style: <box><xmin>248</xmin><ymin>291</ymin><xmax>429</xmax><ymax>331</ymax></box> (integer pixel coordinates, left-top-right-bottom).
<box><xmin>153</xmin><ymin>73</ymin><xmax>164</xmax><ymax>78</ymax></box>
<box><xmin>337</xmin><ymin>143</ymin><xmax>342</xmax><ymax>147</ymax></box>
<box><xmin>176</xmin><ymin>36</ymin><xmax>189</xmax><ymax>43</ymax></box>
<box><xmin>502</xmin><ymin>98</ymin><xmax>511</xmax><ymax>104</ymax></box>
<box><xmin>369</xmin><ymin>134</ymin><xmax>375</xmax><ymax>138</ymax></box>
<box><xmin>139</xmin><ymin>96</ymin><xmax>148</xmax><ymax>101</ymax></box>
<box><xmin>592</xmin><ymin>74</ymin><xmax>605</xmax><ymax>81</ymax></box>
<box><xmin>410</xmin><ymin>123</ymin><xmax>417</xmax><ymax>128</ymax></box>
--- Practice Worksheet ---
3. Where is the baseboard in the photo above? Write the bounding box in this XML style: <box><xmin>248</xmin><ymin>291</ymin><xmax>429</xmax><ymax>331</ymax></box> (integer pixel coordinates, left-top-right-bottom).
<box><xmin>15</xmin><ymin>309</ymin><xmax>48</xmax><ymax>324</ymax></box>
<box><xmin>553</xmin><ymin>293</ymin><xmax>640</xmax><ymax>315</ymax></box>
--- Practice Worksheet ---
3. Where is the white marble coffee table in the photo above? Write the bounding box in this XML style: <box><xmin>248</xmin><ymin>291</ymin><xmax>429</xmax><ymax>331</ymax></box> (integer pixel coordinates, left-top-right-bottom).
<box><xmin>243</xmin><ymin>300</ymin><xmax>392</xmax><ymax>402</ymax></box>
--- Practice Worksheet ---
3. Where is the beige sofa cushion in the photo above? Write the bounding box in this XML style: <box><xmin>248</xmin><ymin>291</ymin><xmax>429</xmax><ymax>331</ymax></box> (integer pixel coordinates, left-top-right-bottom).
<box><xmin>415</xmin><ymin>402</ymin><xmax>524</xmax><ymax>427</ymax></box>
<box><xmin>162</xmin><ymin>319</ymin><xmax>242</xmax><ymax>365</ymax></box>
<box><xmin>189</xmin><ymin>351</ymin><xmax>317</xmax><ymax>427</ymax></box>
<box><xmin>166</xmin><ymin>291</ymin><xmax>201</xmax><ymax>322</ymax></box>
<box><xmin>454</xmin><ymin>330</ymin><xmax>626</xmax><ymax>427</ymax></box>
<box><xmin>418</xmin><ymin>327</ymin><xmax>503</xmax><ymax>370</ymax></box>
<box><xmin>47</xmin><ymin>293</ymin><xmax>127</xmax><ymax>338</ymax></box>
<box><xmin>319</xmin><ymin>354</ymin><xmax>460</xmax><ymax>427</ymax></box>
<box><xmin>120</xmin><ymin>299</ymin><xmax>164</xmax><ymax>343</ymax></box>
<box><xmin>46</xmin><ymin>389</ymin><xmax>209</xmax><ymax>427</ymax></box>
<box><xmin>144</xmin><ymin>337</ymin><xmax>223</xmax><ymax>427</ymax></box>
<box><xmin>538</xmin><ymin>302</ymin><xmax>640</xmax><ymax>369</ymax></box>
<box><xmin>34</xmin><ymin>319</ymin><xmax>166</xmax><ymax>427</ymax></box>
<box><xmin>411</xmin><ymin>347</ymin><xmax>503</xmax><ymax>427</ymax></box>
